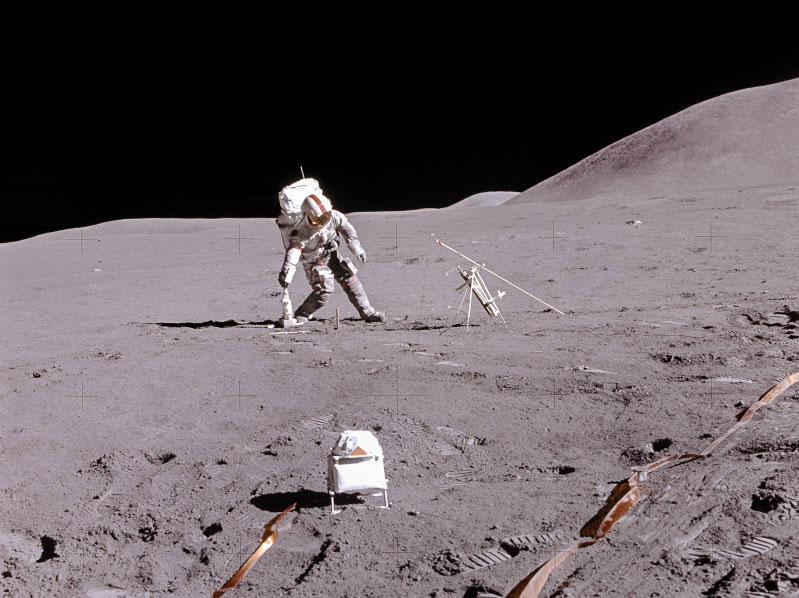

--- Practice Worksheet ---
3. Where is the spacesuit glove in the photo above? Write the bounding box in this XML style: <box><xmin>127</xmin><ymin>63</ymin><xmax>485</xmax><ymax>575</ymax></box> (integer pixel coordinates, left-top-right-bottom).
<box><xmin>355</xmin><ymin>248</ymin><xmax>366</xmax><ymax>264</ymax></box>
<box><xmin>279</xmin><ymin>262</ymin><xmax>296</xmax><ymax>287</ymax></box>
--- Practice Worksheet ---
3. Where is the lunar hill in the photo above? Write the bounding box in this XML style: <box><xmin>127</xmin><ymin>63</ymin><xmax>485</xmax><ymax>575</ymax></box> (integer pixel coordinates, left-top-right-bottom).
<box><xmin>446</xmin><ymin>191</ymin><xmax>519</xmax><ymax>209</ymax></box>
<box><xmin>346</xmin><ymin>191</ymin><xmax>519</xmax><ymax>217</ymax></box>
<box><xmin>506</xmin><ymin>78</ymin><xmax>799</xmax><ymax>205</ymax></box>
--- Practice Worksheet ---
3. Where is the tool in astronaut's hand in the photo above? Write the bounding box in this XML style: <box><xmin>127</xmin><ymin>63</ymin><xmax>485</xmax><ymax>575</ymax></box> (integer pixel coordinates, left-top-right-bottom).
<box><xmin>436</xmin><ymin>238</ymin><xmax>566</xmax><ymax>316</ymax></box>
<box><xmin>212</xmin><ymin>503</ymin><xmax>296</xmax><ymax>597</ymax></box>
<box><xmin>278</xmin><ymin>288</ymin><xmax>302</xmax><ymax>328</ymax></box>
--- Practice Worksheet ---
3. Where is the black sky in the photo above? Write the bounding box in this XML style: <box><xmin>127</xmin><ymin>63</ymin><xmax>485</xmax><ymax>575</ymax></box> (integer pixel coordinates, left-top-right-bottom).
<box><xmin>3</xmin><ymin>6</ymin><xmax>798</xmax><ymax>242</ymax></box>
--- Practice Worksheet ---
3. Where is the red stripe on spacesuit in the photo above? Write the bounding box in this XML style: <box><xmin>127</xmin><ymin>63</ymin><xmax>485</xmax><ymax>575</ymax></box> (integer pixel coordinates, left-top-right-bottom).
<box><xmin>342</xmin><ymin>276</ymin><xmax>359</xmax><ymax>288</ymax></box>
<box><xmin>308</xmin><ymin>194</ymin><xmax>328</xmax><ymax>213</ymax></box>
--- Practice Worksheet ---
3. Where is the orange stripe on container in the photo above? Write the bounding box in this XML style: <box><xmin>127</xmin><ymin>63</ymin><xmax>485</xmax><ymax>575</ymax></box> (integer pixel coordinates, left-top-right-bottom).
<box><xmin>342</xmin><ymin>277</ymin><xmax>359</xmax><ymax>288</ymax></box>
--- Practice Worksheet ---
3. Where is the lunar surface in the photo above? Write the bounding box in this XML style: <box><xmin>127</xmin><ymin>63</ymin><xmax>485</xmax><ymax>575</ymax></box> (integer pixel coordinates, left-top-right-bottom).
<box><xmin>2</xmin><ymin>80</ymin><xmax>798</xmax><ymax>597</ymax></box>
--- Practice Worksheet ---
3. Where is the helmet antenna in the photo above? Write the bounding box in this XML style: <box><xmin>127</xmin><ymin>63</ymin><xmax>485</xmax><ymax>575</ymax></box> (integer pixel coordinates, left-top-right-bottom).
<box><xmin>300</xmin><ymin>165</ymin><xmax>305</xmax><ymax>179</ymax></box>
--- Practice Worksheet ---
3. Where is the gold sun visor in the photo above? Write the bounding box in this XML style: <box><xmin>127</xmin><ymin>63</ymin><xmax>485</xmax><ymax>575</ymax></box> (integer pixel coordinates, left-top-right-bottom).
<box><xmin>303</xmin><ymin>193</ymin><xmax>333</xmax><ymax>228</ymax></box>
<box><xmin>309</xmin><ymin>211</ymin><xmax>332</xmax><ymax>227</ymax></box>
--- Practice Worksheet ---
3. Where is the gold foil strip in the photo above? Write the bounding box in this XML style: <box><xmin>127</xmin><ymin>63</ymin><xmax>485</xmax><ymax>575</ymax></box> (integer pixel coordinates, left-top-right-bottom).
<box><xmin>506</xmin><ymin>372</ymin><xmax>799</xmax><ymax>598</ymax></box>
<box><xmin>212</xmin><ymin>503</ymin><xmax>296</xmax><ymax>597</ymax></box>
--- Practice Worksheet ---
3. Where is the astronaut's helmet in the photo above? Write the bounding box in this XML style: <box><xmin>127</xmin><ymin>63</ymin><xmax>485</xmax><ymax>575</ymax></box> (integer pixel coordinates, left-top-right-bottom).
<box><xmin>302</xmin><ymin>193</ymin><xmax>333</xmax><ymax>229</ymax></box>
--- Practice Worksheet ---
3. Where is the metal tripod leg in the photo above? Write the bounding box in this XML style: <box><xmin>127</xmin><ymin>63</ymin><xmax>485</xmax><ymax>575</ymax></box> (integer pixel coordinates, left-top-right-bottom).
<box><xmin>497</xmin><ymin>307</ymin><xmax>512</xmax><ymax>332</ymax></box>
<box><xmin>450</xmin><ymin>284</ymin><xmax>470</xmax><ymax>329</ymax></box>
<box><xmin>466</xmin><ymin>278</ymin><xmax>474</xmax><ymax>331</ymax></box>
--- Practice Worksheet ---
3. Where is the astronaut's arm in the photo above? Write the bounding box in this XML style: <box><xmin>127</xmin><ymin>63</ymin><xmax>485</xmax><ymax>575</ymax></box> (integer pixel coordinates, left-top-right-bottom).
<box><xmin>336</xmin><ymin>213</ymin><xmax>366</xmax><ymax>261</ymax></box>
<box><xmin>278</xmin><ymin>243</ymin><xmax>303</xmax><ymax>287</ymax></box>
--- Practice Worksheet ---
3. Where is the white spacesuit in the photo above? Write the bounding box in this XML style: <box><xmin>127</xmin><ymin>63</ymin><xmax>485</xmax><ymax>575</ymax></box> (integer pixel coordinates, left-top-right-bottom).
<box><xmin>276</xmin><ymin>179</ymin><xmax>386</xmax><ymax>323</ymax></box>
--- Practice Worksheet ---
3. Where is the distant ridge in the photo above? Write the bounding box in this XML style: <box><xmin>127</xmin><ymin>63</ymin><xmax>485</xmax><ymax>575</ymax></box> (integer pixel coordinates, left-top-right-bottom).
<box><xmin>506</xmin><ymin>78</ymin><xmax>799</xmax><ymax>205</ymax></box>
<box><xmin>447</xmin><ymin>191</ymin><xmax>519</xmax><ymax>208</ymax></box>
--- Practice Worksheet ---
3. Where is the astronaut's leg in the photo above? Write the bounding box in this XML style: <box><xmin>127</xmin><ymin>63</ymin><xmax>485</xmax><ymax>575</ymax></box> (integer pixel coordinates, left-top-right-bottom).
<box><xmin>295</xmin><ymin>263</ymin><xmax>335</xmax><ymax>320</ymax></box>
<box><xmin>330</xmin><ymin>253</ymin><xmax>386</xmax><ymax>323</ymax></box>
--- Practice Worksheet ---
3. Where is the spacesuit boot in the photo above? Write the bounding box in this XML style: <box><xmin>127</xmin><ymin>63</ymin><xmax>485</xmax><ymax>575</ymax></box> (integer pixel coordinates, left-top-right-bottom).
<box><xmin>294</xmin><ymin>262</ymin><xmax>335</xmax><ymax>322</ymax></box>
<box><xmin>294</xmin><ymin>292</ymin><xmax>328</xmax><ymax>321</ymax></box>
<box><xmin>342</xmin><ymin>276</ymin><xmax>386</xmax><ymax>323</ymax></box>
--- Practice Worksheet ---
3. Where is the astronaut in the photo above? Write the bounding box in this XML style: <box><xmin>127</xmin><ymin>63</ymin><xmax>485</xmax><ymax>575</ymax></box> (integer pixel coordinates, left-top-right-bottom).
<box><xmin>276</xmin><ymin>179</ymin><xmax>386</xmax><ymax>324</ymax></box>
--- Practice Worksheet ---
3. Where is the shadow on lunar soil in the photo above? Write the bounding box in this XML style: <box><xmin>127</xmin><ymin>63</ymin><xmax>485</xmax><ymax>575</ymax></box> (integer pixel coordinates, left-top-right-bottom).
<box><xmin>153</xmin><ymin>319</ymin><xmax>280</xmax><ymax>328</ymax></box>
<box><xmin>152</xmin><ymin>318</ymin><xmax>473</xmax><ymax>331</ymax></box>
<box><xmin>250</xmin><ymin>489</ymin><xmax>363</xmax><ymax>512</ymax></box>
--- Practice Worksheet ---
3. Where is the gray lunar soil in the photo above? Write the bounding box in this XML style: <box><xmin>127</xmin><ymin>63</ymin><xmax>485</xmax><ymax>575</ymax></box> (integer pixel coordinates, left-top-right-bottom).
<box><xmin>2</xmin><ymin>80</ymin><xmax>799</xmax><ymax>597</ymax></box>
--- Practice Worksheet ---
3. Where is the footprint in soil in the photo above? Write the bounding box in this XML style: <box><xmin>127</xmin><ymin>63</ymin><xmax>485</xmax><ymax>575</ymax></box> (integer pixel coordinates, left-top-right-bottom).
<box><xmin>737</xmin><ymin>439</ymin><xmax>799</xmax><ymax>461</ymax></box>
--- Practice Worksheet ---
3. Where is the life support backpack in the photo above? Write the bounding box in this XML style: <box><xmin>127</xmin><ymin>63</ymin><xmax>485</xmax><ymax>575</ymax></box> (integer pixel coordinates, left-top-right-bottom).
<box><xmin>279</xmin><ymin>178</ymin><xmax>323</xmax><ymax>217</ymax></box>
